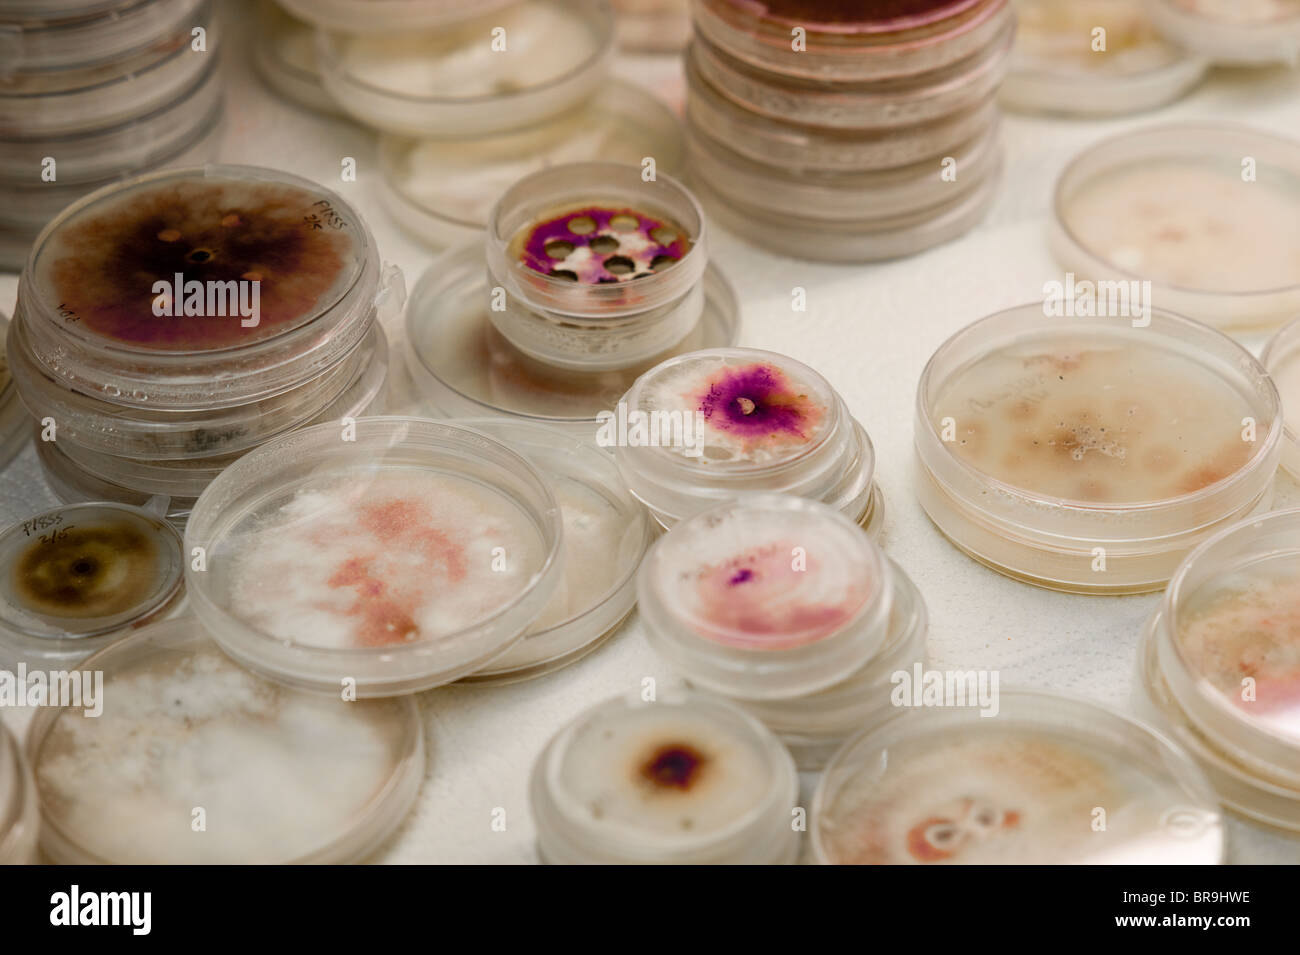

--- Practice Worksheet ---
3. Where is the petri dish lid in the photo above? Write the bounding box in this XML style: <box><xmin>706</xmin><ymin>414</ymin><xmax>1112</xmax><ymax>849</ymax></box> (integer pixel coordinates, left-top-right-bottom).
<box><xmin>530</xmin><ymin>687</ymin><xmax>799</xmax><ymax>864</ymax></box>
<box><xmin>278</xmin><ymin>0</ymin><xmax>520</xmax><ymax>33</ymax></box>
<box><xmin>0</xmin><ymin>719</ymin><xmax>38</xmax><ymax>865</ymax></box>
<box><xmin>0</xmin><ymin>0</ymin><xmax>205</xmax><ymax>71</ymax></box>
<box><xmin>1149</xmin><ymin>0</ymin><xmax>1300</xmax><ymax>65</ymax></box>
<box><xmin>0</xmin><ymin>500</ymin><xmax>183</xmax><ymax>660</ymax></box>
<box><xmin>19</xmin><ymin>164</ymin><xmax>388</xmax><ymax>409</ymax></box>
<box><xmin>812</xmin><ymin>690</ymin><xmax>1225</xmax><ymax>864</ymax></box>
<box><xmin>638</xmin><ymin>495</ymin><xmax>892</xmax><ymax>701</ymax></box>
<box><xmin>316</xmin><ymin>0</ymin><xmax>613</xmax><ymax>138</ymax></box>
<box><xmin>26</xmin><ymin>616</ymin><xmax>425</xmax><ymax>863</ymax></box>
<box><xmin>402</xmin><ymin>243</ymin><xmax>739</xmax><ymax>435</ymax></box>
<box><xmin>1001</xmin><ymin>0</ymin><xmax>1208</xmax><ymax>117</ymax></box>
<box><xmin>1050</xmin><ymin>122</ymin><xmax>1300</xmax><ymax>330</ymax></box>
<box><xmin>1262</xmin><ymin>316</ymin><xmax>1300</xmax><ymax>480</ymax></box>
<box><xmin>378</xmin><ymin>79</ymin><xmax>685</xmax><ymax>249</ymax></box>
<box><xmin>184</xmin><ymin>416</ymin><xmax>566</xmax><ymax>696</ymax></box>
<box><xmin>456</xmin><ymin>418</ymin><xmax>654</xmax><ymax>684</ymax></box>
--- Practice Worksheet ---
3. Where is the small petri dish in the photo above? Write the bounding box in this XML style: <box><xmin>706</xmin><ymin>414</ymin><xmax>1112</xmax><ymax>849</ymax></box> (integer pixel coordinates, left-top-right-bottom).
<box><xmin>252</xmin><ymin>1</ymin><xmax>341</xmax><ymax>116</ymax></box>
<box><xmin>1149</xmin><ymin>0</ymin><xmax>1300</xmax><ymax>65</ymax></box>
<box><xmin>529</xmin><ymin>688</ymin><xmax>799</xmax><ymax>864</ymax></box>
<box><xmin>18</xmin><ymin>163</ymin><xmax>390</xmax><ymax>409</ymax></box>
<box><xmin>612</xmin><ymin>348</ymin><xmax>882</xmax><ymax>529</ymax></box>
<box><xmin>1137</xmin><ymin>507</ymin><xmax>1300</xmax><ymax>829</ymax></box>
<box><xmin>316</xmin><ymin>0</ymin><xmax>614</xmax><ymax>137</ymax></box>
<box><xmin>403</xmin><ymin>243</ymin><xmax>739</xmax><ymax>436</ymax></box>
<box><xmin>686</xmin><ymin>114</ymin><xmax>1001</xmax><ymax>223</ymax></box>
<box><xmin>278</xmin><ymin>0</ymin><xmax>519</xmax><ymax>33</ymax></box>
<box><xmin>185</xmin><ymin>417</ymin><xmax>566</xmax><ymax>696</ymax></box>
<box><xmin>1051</xmin><ymin>123</ymin><xmax>1300</xmax><ymax>331</ymax></box>
<box><xmin>914</xmin><ymin>304</ymin><xmax>1282</xmax><ymax>594</ymax></box>
<box><xmin>691</xmin><ymin>0</ymin><xmax>1014</xmax><ymax>82</ymax></box>
<box><xmin>737</xmin><ymin>561</ymin><xmax>927</xmax><ymax>770</ymax></box>
<box><xmin>456</xmin><ymin>419</ymin><xmax>654</xmax><ymax>685</ymax></box>
<box><xmin>0</xmin><ymin>499</ymin><xmax>183</xmax><ymax>669</ymax></box>
<box><xmin>813</xmin><ymin>690</ymin><xmax>1225</xmax><ymax>864</ymax></box>
<box><xmin>689</xmin><ymin>19</ymin><xmax>1014</xmax><ymax>131</ymax></box>
<box><xmin>638</xmin><ymin>495</ymin><xmax>893</xmax><ymax>701</ymax></box>
<box><xmin>0</xmin><ymin>312</ymin><xmax>28</xmax><ymax>470</ymax></box>
<box><xmin>685</xmin><ymin>54</ymin><xmax>1001</xmax><ymax>171</ymax></box>
<box><xmin>1261</xmin><ymin>317</ymin><xmax>1300</xmax><ymax>479</ymax></box>
<box><xmin>26</xmin><ymin>616</ymin><xmax>425</xmax><ymax>863</ymax></box>
<box><xmin>0</xmin><ymin>0</ymin><xmax>204</xmax><ymax>71</ymax></box>
<box><xmin>0</xmin><ymin>720</ymin><xmax>38</xmax><ymax>865</ymax></box>
<box><xmin>1001</xmin><ymin>0</ymin><xmax>1207</xmax><ymax>117</ymax></box>
<box><xmin>378</xmin><ymin>80</ymin><xmax>684</xmax><ymax>249</ymax></box>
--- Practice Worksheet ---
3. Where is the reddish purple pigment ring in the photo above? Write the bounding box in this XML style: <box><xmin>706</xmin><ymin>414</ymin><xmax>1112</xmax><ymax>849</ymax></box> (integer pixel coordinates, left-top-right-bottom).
<box><xmin>46</xmin><ymin>180</ymin><xmax>353</xmax><ymax>352</ymax></box>
<box><xmin>723</xmin><ymin>0</ymin><xmax>981</xmax><ymax>32</ymax></box>
<box><xmin>695</xmin><ymin>362</ymin><xmax>823</xmax><ymax>443</ymax></box>
<box><xmin>519</xmin><ymin>205</ymin><xmax>690</xmax><ymax>284</ymax></box>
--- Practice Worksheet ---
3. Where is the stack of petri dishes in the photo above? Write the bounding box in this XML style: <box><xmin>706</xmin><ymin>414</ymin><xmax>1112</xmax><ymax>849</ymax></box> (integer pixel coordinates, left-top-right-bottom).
<box><xmin>6</xmin><ymin>164</ymin><xmax>398</xmax><ymax>523</ymax></box>
<box><xmin>0</xmin><ymin>0</ymin><xmax>224</xmax><ymax>269</ymax></box>
<box><xmin>0</xmin><ymin>311</ymin><xmax>27</xmax><ymax>468</ymax></box>
<box><xmin>684</xmin><ymin>0</ymin><xmax>1013</xmax><ymax>261</ymax></box>
<box><xmin>638</xmin><ymin>495</ymin><xmax>926</xmax><ymax>770</ymax></box>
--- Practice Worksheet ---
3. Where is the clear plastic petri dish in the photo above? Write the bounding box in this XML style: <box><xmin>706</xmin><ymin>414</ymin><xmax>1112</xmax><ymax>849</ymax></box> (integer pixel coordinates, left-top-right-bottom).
<box><xmin>0</xmin><ymin>0</ymin><xmax>204</xmax><ymax>71</ymax></box>
<box><xmin>686</xmin><ymin>113</ymin><xmax>1001</xmax><ymax>223</ymax></box>
<box><xmin>36</xmin><ymin>434</ymin><xmax>202</xmax><ymax>524</ymax></box>
<box><xmin>0</xmin><ymin>720</ymin><xmax>38</xmax><ymax>865</ymax></box>
<box><xmin>685</xmin><ymin>55</ymin><xmax>1001</xmax><ymax>171</ymax></box>
<box><xmin>252</xmin><ymin>1</ymin><xmax>341</xmax><ymax>116</ymax></box>
<box><xmin>403</xmin><ymin>243</ymin><xmax>739</xmax><ymax>436</ymax></box>
<box><xmin>529</xmin><ymin>687</ymin><xmax>799</xmax><ymax>864</ymax></box>
<box><xmin>278</xmin><ymin>0</ymin><xmax>519</xmax><ymax>33</ymax></box>
<box><xmin>7</xmin><ymin>314</ymin><xmax>386</xmax><ymax>460</ymax></box>
<box><xmin>456</xmin><ymin>419</ymin><xmax>654</xmax><ymax>685</ymax></box>
<box><xmin>736</xmin><ymin>561</ymin><xmax>927</xmax><ymax>770</ymax></box>
<box><xmin>690</xmin><ymin>0</ymin><xmax>1014</xmax><ymax>82</ymax></box>
<box><xmin>914</xmin><ymin>303</ymin><xmax>1282</xmax><ymax>594</ymax></box>
<box><xmin>17</xmin><ymin>164</ymin><xmax>392</xmax><ymax>409</ymax></box>
<box><xmin>316</xmin><ymin>0</ymin><xmax>614</xmax><ymax>137</ymax></box>
<box><xmin>695</xmin><ymin>146</ymin><xmax>1001</xmax><ymax>262</ymax></box>
<box><xmin>378</xmin><ymin>80</ymin><xmax>684</xmax><ymax>250</ymax></box>
<box><xmin>638</xmin><ymin>495</ymin><xmax>894</xmax><ymax>702</ymax></box>
<box><xmin>26</xmin><ymin>616</ymin><xmax>425</xmax><ymax>863</ymax></box>
<box><xmin>1050</xmin><ymin>123</ymin><xmax>1300</xmax><ymax>331</ymax></box>
<box><xmin>1000</xmin><ymin>0</ymin><xmax>1207</xmax><ymax>117</ymax></box>
<box><xmin>1136</xmin><ymin>507</ymin><xmax>1300</xmax><ymax>830</ymax></box>
<box><xmin>689</xmin><ymin>18</ymin><xmax>1013</xmax><ymax>131</ymax></box>
<box><xmin>1261</xmin><ymin>317</ymin><xmax>1300</xmax><ymax>479</ymax></box>
<box><xmin>1148</xmin><ymin>0</ymin><xmax>1300</xmax><ymax>65</ymax></box>
<box><xmin>812</xmin><ymin>690</ymin><xmax>1225</xmax><ymax>864</ymax></box>
<box><xmin>0</xmin><ymin>312</ymin><xmax>28</xmax><ymax>470</ymax></box>
<box><xmin>613</xmin><ymin>348</ymin><xmax>883</xmax><ymax>529</ymax></box>
<box><xmin>0</xmin><ymin>499</ymin><xmax>183</xmax><ymax>670</ymax></box>
<box><xmin>185</xmin><ymin>417</ymin><xmax>565</xmax><ymax>696</ymax></box>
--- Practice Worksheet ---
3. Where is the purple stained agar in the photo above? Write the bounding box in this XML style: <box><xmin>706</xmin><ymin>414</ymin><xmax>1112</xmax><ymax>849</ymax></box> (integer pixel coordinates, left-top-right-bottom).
<box><xmin>519</xmin><ymin>206</ymin><xmax>691</xmax><ymax>284</ymax></box>
<box><xmin>695</xmin><ymin>362</ymin><xmax>823</xmax><ymax>442</ymax></box>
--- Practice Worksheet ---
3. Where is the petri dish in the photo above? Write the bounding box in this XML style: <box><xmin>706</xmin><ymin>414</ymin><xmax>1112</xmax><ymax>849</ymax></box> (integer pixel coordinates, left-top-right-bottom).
<box><xmin>1261</xmin><ymin>316</ymin><xmax>1300</xmax><ymax>479</ymax></box>
<box><xmin>37</xmin><ymin>434</ymin><xmax>203</xmax><ymax>524</ymax></box>
<box><xmin>26</xmin><ymin>616</ymin><xmax>425</xmax><ymax>863</ymax></box>
<box><xmin>691</xmin><ymin>0</ymin><xmax>1014</xmax><ymax>82</ymax></box>
<box><xmin>1137</xmin><ymin>507</ymin><xmax>1300</xmax><ymax>829</ymax></box>
<box><xmin>813</xmin><ymin>691</ymin><xmax>1225</xmax><ymax>864</ymax></box>
<box><xmin>1001</xmin><ymin>0</ymin><xmax>1206</xmax><ymax>117</ymax></box>
<box><xmin>638</xmin><ymin>495</ymin><xmax>893</xmax><ymax>701</ymax></box>
<box><xmin>0</xmin><ymin>0</ymin><xmax>204</xmax><ymax>71</ymax></box>
<box><xmin>0</xmin><ymin>499</ymin><xmax>183</xmax><ymax>669</ymax></box>
<box><xmin>0</xmin><ymin>720</ymin><xmax>38</xmax><ymax>865</ymax></box>
<box><xmin>316</xmin><ymin>0</ymin><xmax>614</xmax><ymax>137</ymax></box>
<box><xmin>1148</xmin><ymin>0</ymin><xmax>1300</xmax><ymax>65</ymax></box>
<box><xmin>1051</xmin><ymin>123</ymin><xmax>1300</xmax><ymax>330</ymax></box>
<box><xmin>252</xmin><ymin>1</ymin><xmax>341</xmax><ymax>116</ymax></box>
<box><xmin>612</xmin><ymin>348</ymin><xmax>882</xmax><ymax>529</ymax></box>
<box><xmin>914</xmin><ymin>303</ymin><xmax>1282</xmax><ymax>594</ymax></box>
<box><xmin>0</xmin><ymin>312</ymin><xmax>28</xmax><ymax>470</ymax></box>
<box><xmin>403</xmin><ymin>243</ymin><xmax>739</xmax><ymax>436</ymax></box>
<box><xmin>184</xmin><ymin>417</ymin><xmax>565</xmax><ymax>696</ymax></box>
<box><xmin>378</xmin><ymin>80</ymin><xmax>684</xmax><ymax>249</ymax></box>
<box><xmin>18</xmin><ymin>163</ymin><xmax>390</xmax><ymax>409</ymax></box>
<box><xmin>530</xmin><ymin>688</ymin><xmax>799</xmax><ymax>864</ymax></box>
<box><xmin>457</xmin><ymin>419</ymin><xmax>654</xmax><ymax>685</ymax></box>
<box><xmin>278</xmin><ymin>0</ymin><xmax>519</xmax><ymax>33</ymax></box>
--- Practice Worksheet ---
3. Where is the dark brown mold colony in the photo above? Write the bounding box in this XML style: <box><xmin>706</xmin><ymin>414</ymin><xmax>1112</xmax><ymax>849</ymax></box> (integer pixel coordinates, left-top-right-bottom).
<box><xmin>640</xmin><ymin>742</ymin><xmax>708</xmax><ymax>791</ymax></box>
<box><xmin>14</xmin><ymin>520</ymin><xmax>161</xmax><ymax>619</ymax></box>
<box><xmin>44</xmin><ymin>178</ymin><xmax>354</xmax><ymax>352</ymax></box>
